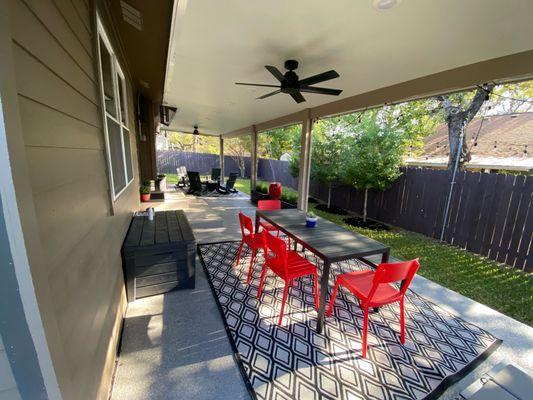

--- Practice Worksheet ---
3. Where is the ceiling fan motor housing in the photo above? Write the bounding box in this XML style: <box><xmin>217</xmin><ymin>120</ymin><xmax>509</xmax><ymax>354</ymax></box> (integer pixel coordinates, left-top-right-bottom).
<box><xmin>284</xmin><ymin>59</ymin><xmax>299</xmax><ymax>71</ymax></box>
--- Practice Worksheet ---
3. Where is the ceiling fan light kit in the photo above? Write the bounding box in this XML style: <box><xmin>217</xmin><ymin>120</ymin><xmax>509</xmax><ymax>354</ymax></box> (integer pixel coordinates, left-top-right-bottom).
<box><xmin>235</xmin><ymin>59</ymin><xmax>342</xmax><ymax>104</ymax></box>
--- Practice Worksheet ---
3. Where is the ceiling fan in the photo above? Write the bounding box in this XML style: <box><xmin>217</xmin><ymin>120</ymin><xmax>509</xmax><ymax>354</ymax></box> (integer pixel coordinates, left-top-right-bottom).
<box><xmin>235</xmin><ymin>60</ymin><xmax>342</xmax><ymax>104</ymax></box>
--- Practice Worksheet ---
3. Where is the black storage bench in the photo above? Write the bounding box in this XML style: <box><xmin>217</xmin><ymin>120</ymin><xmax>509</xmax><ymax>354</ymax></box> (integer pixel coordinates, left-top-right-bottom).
<box><xmin>122</xmin><ymin>210</ymin><xmax>196</xmax><ymax>302</ymax></box>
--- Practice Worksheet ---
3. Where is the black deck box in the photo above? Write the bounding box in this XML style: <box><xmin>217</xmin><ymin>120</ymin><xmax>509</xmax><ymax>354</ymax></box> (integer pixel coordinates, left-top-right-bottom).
<box><xmin>122</xmin><ymin>210</ymin><xmax>196</xmax><ymax>302</ymax></box>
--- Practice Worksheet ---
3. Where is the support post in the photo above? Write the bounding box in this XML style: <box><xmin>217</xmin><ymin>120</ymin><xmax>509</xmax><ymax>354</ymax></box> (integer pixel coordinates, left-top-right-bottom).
<box><xmin>219</xmin><ymin>135</ymin><xmax>224</xmax><ymax>184</ymax></box>
<box><xmin>297</xmin><ymin>110</ymin><xmax>313</xmax><ymax>211</ymax></box>
<box><xmin>250</xmin><ymin>125</ymin><xmax>258</xmax><ymax>194</ymax></box>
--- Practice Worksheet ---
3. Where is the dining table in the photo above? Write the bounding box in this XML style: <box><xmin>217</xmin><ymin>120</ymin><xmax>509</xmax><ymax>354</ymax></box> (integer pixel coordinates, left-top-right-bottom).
<box><xmin>255</xmin><ymin>209</ymin><xmax>390</xmax><ymax>334</ymax></box>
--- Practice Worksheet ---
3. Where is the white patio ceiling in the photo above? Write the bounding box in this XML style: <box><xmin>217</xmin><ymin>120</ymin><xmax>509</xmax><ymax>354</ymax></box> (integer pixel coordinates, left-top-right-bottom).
<box><xmin>163</xmin><ymin>0</ymin><xmax>533</xmax><ymax>135</ymax></box>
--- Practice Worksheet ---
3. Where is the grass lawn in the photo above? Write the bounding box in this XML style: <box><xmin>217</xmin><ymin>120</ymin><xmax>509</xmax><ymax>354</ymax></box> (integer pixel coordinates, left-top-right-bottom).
<box><xmin>163</xmin><ymin>173</ymin><xmax>532</xmax><ymax>326</ymax></box>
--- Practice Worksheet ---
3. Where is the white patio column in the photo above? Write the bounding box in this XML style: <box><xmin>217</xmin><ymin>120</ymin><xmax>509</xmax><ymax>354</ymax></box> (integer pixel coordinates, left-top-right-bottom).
<box><xmin>219</xmin><ymin>135</ymin><xmax>224</xmax><ymax>184</ymax></box>
<box><xmin>250</xmin><ymin>126</ymin><xmax>258</xmax><ymax>194</ymax></box>
<box><xmin>297</xmin><ymin>110</ymin><xmax>313</xmax><ymax>211</ymax></box>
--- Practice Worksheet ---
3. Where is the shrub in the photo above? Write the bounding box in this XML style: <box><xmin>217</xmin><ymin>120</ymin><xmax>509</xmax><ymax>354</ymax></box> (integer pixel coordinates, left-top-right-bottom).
<box><xmin>280</xmin><ymin>192</ymin><xmax>298</xmax><ymax>205</ymax></box>
<box><xmin>255</xmin><ymin>182</ymin><xmax>269</xmax><ymax>194</ymax></box>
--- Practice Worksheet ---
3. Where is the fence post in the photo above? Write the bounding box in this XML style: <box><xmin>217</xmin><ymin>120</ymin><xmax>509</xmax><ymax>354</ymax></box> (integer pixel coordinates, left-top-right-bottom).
<box><xmin>440</xmin><ymin>123</ymin><xmax>465</xmax><ymax>241</ymax></box>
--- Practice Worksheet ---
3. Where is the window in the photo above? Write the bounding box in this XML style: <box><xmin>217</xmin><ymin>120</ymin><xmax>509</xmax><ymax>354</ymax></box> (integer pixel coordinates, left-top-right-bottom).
<box><xmin>96</xmin><ymin>15</ymin><xmax>133</xmax><ymax>199</ymax></box>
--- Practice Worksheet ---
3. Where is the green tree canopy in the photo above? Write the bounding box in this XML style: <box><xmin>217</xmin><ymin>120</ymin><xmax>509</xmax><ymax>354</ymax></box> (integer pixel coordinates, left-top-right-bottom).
<box><xmin>260</xmin><ymin>124</ymin><xmax>301</xmax><ymax>159</ymax></box>
<box><xmin>344</xmin><ymin>119</ymin><xmax>406</xmax><ymax>220</ymax></box>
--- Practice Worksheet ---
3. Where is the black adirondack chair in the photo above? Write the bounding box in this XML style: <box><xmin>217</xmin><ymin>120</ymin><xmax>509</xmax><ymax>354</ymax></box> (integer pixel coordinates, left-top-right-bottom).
<box><xmin>175</xmin><ymin>166</ymin><xmax>188</xmax><ymax>188</ymax></box>
<box><xmin>217</xmin><ymin>172</ymin><xmax>239</xmax><ymax>194</ymax></box>
<box><xmin>211</xmin><ymin>168</ymin><xmax>221</xmax><ymax>182</ymax></box>
<box><xmin>187</xmin><ymin>171</ymin><xmax>205</xmax><ymax>195</ymax></box>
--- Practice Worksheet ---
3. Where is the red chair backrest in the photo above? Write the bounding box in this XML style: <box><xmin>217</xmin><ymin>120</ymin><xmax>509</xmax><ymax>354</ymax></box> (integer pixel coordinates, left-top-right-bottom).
<box><xmin>262</xmin><ymin>230</ymin><xmax>288</xmax><ymax>276</ymax></box>
<box><xmin>368</xmin><ymin>259</ymin><xmax>420</xmax><ymax>302</ymax></box>
<box><xmin>238</xmin><ymin>212</ymin><xmax>254</xmax><ymax>238</ymax></box>
<box><xmin>258</xmin><ymin>199</ymin><xmax>281</xmax><ymax>211</ymax></box>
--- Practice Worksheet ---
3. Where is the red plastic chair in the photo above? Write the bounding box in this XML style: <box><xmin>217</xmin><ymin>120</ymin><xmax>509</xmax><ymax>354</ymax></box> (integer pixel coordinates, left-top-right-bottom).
<box><xmin>235</xmin><ymin>212</ymin><xmax>265</xmax><ymax>283</ymax></box>
<box><xmin>257</xmin><ymin>231</ymin><xmax>319</xmax><ymax>325</ymax></box>
<box><xmin>258</xmin><ymin>199</ymin><xmax>281</xmax><ymax>232</ymax></box>
<box><xmin>326</xmin><ymin>259</ymin><xmax>420</xmax><ymax>358</ymax></box>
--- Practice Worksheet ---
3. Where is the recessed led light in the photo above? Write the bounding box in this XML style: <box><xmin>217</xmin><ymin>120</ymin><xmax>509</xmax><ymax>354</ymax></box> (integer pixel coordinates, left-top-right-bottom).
<box><xmin>372</xmin><ymin>0</ymin><xmax>401</xmax><ymax>10</ymax></box>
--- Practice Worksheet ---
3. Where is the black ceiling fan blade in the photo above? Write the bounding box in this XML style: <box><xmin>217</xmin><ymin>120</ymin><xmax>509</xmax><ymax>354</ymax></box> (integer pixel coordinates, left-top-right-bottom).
<box><xmin>290</xmin><ymin>92</ymin><xmax>306</xmax><ymax>103</ymax></box>
<box><xmin>299</xmin><ymin>86</ymin><xmax>343</xmax><ymax>96</ymax></box>
<box><xmin>299</xmin><ymin>70</ymin><xmax>340</xmax><ymax>86</ymax></box>
<box><xmin>265</xmin><ymin>65</ymin><xmax>287</xmax><ymax>83</ymax></box>
<box><xmin>257</xmin><ymin>89</ymin><xmax>281</xmax><ymax>99</ymax></box>
<box><xmin>235</xmin><ymin>82</ymin><xmax>281</xmax><ymax>88</ymax></box>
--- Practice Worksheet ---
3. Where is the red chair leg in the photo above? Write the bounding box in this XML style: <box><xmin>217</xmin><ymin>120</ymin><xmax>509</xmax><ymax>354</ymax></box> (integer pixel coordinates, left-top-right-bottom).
<box><xmin>235</xmin><ymin>241</ymin><xmax>244</xmax><ymax>266</ymax></box>
<box><xmin>362</xmin><ymin>307</ymin><xmax>369</xmax><ymax>358</ymax></box>
<box><xmin>278</xmin><ymin>283</ymin><xmax>290</xmax><ymax>325</ymax></box>
<box><xmin>257</xmin><ymin>266</ymin><xmax>267</xmax><ymax>299</ymax></box>
<box><xmin>313</xmin><ymin>273</ymin><xmax>319</xmax><ymax>310</ymax></box>
<box><xmin>400</xmin><ymin>298</ymin><xmax>405</xmax><ymax>344</ymax></box>
<box><xmin>247</xmin><ymin>249</ymin><xmax>256</xmax><ymax>284</ymax></box>
<box><xmin>326</xmin><ymin>280</ymin><xmax>340</xmax><ymax>316</ymax></box>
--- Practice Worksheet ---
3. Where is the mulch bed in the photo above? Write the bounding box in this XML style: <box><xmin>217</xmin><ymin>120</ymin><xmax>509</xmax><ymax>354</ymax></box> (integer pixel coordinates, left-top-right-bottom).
<box><xmin>343</xmin><ymin>216</ymin><xmax>391</xmax><ymax>230</ymax></box>
<box><xmin>315</xmin><ymin>203</ymin><xmax>348</xmax><ymax>215</ymax></box>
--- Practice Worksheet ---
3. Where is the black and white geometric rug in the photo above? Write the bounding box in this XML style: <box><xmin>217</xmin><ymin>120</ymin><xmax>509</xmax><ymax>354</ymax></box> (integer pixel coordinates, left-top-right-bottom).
<box><xmin>198</xmin><ymin>241</ymin><xmax>501</xmax><ymax>400</ymax></box>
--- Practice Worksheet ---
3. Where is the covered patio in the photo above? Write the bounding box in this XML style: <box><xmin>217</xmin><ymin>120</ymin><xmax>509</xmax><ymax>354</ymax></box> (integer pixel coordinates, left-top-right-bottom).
<box><xmin>2</xmin><ymin>1</ymin><xmax>532</xmax><ymax>399</ymax></box>
<box><xmin>110</xmin><ymin>191</ymin><xmax>532</xmax><ymax>400</ymax></box>
<box><xmin>116</xmin><ymin>1</ymin><xmax>533</xmax><ymax>399</ymax></box>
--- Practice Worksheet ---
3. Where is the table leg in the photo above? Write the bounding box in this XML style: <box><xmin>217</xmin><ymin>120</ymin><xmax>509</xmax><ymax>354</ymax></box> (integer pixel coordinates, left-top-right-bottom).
<box><xmin>381</xmin><ymin>249</ymin><xmax>390</xmax><ymax>264</ymax></box>
<box><xmin>316</xmin><ymin>260</ymin><xmax>331</xmax><ymax>334</ymax></box>
<box><xmin>255</xmin><ymin>212</ymin><xmax>260</xmax><ymax>234</ymax></box>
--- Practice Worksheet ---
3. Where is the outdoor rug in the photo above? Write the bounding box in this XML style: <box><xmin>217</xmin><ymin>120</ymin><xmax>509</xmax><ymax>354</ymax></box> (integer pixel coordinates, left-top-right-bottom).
<box><xmin>198</xmin><ymin>241</ymin><xmax>501</xmax><ymax>400</ymax></box>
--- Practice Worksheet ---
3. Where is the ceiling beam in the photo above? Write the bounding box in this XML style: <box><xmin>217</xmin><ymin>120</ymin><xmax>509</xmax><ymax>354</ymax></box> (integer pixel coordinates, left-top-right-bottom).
<box><xmin>222</xmin><ymin>50</ymin><xmax>533</xmax><ymax>136</ymax></box>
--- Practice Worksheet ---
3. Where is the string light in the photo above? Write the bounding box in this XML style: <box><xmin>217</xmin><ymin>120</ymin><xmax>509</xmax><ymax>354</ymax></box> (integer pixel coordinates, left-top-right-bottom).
<box><xmin>476</xmin><ymin>84</ymin><xmax>533</xmax><ymax>105</ymax></box>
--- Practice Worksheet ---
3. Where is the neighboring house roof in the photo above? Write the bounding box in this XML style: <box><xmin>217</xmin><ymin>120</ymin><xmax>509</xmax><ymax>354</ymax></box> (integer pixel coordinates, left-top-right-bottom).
<box><xmin>407</xmin><ymin>112</ymin><xmax>533</xmax><ymax>170</ymax></box>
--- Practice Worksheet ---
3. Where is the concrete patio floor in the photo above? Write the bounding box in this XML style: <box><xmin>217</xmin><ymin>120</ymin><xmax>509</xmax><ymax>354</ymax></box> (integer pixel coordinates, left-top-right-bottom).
<box><xmin>110</xmin><ymin>190</ymin><xmax>533</xmax><ymax>400</ymax></box>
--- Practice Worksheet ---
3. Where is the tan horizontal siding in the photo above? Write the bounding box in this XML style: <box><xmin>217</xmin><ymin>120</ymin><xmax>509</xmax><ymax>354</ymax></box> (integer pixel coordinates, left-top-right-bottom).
<box><xmin>9</xmin><ymin>0</ymin><xmax>96</xmax><ymax>99</ymax></box>
<box><xmin>9</xmin><ymin>0</ymin><xmax>139</xmax><ymax>398</ymax></box>
<box><xmin>53</xmin><ymin>0</ymin><xmax>93</xmax><ymax>55</ymax></box>
<box><xmin>12</xmin><ymin>44</ymin><xmax>100</xmax><ymax>125</ymax></box>
<box><xmin>18</xmin><ymin>96</ymin><xmax>102</xmax><ymax>150</ymax></box>
<box><xmin>18</xmin><ymin>0</ymin><xmax>93</xmax><ymax>74</ymax></box>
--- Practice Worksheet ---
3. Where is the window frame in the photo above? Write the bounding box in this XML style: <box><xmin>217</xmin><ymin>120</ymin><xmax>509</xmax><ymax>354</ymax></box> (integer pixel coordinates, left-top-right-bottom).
<box><xmin>96</xmin><ymin>14</ymin><xmax>134</xmax><ymax>201</ymax></box>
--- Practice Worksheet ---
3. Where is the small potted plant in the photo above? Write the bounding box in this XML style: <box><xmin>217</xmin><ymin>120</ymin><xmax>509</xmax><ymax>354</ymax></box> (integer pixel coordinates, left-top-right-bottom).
<box><xmin>140</xmin><ymin>185</ymin><xmax>151</xmax><ymax>202</ymax></box>
<box><xmin>305</xmin><ymin>211</ymin><xmax>318</xmax><ymax>227</ymax></box>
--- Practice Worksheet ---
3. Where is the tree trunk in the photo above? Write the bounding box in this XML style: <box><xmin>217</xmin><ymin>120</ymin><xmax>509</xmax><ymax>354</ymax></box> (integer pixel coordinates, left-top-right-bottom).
<box><xmin>438</xmin><ymin>84</ymin><xmax>495</xmax><ymax>170</ymax></box>
<box><xmin>363</xmin><ymin>188</ymin><xmax>368</xmax><ymax>222</ymax></box>
<box><xmin>327</xmin><ymin>183</ymin><xmax>332</xmax><ymax>209</ymax></box>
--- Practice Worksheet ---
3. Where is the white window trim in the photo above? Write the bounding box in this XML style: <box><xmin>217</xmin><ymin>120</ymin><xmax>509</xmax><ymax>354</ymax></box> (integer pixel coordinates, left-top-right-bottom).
<box><xmin>96</xmin><ymin>14</ymin><xmax>134</xmax><ymax>201</ymax></box>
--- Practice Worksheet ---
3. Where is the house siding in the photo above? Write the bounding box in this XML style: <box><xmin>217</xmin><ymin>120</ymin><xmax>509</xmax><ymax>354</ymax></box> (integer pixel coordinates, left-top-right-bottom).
<box><xmin>5</xmin><ymin>0</ymin><xmax>139</xmax><ymax>399</ymax></box>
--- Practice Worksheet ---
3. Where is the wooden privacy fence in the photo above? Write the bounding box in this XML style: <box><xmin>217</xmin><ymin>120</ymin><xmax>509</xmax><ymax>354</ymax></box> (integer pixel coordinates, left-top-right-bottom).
<box><xmin>310</xmin><ymin>168</ymin><xmax>532</xmax><ymax>272</ymax></box>
<box><xmin>157</xmin><ymin>151</ymin><xmax>531</xmax><ymax>271</ymax></box>
<box><xmin>157</xmin><ymin>150</ymin><xmax>251</xmax><ymax>177</ymax></box>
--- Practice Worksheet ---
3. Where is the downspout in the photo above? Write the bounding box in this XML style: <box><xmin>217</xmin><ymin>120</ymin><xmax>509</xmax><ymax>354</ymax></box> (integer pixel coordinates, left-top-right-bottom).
<box><xmin>440</xmin><ymin>122</ymin><xmax>465</xmax><ymax>241</ymax></box>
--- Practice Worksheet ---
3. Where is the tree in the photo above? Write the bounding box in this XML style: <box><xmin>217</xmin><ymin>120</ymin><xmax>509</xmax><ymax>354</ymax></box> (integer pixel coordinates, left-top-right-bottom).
<box><xmin>288</xmin><ymin>120</ymin><xmax>349</xmax><ymax>208</ymax></box>
<box><xmin>260</xmin><ymin>124</ymin><xmax>301</xmax><ymax>159</ymax></box>
<box><xmin>167</xmin><ymin>132</ymin><xmax>219</xmax><ymax>154</ymax></box>
<box><xmin>344</xmin><ymin>120</ymin><xmax>405</xmax><ymax>222</ymax></box>
<box><xmin>310</xmin><ymin>119</ymin><xmax>349</xmax><ymax>208</ymax></box>
<box><xmin>226</xmin><ymin>136</ymin><xmax>251</xmax><ymax>177</ymax></box>
<box><xmin>437</xmin><ymin>84</ymin><xmax>495</xmax><ymax>169</ymax></box>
